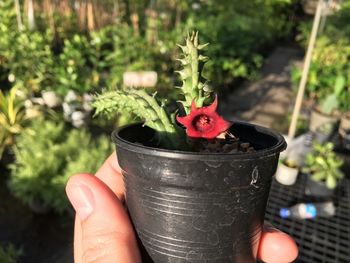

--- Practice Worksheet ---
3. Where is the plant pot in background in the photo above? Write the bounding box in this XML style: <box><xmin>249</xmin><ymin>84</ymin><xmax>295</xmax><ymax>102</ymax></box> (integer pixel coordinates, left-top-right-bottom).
<box><xmin>309</xmin><ymin>108</ymin><xmax>339</xmax><ymax>133</ymax></box>
<box><xmin>341</xmin><ymin>130</ymin><xmax>350</xmax><ymax>150</ymax></box>
<box><xmin>339</xmin><ymin>112</ymin><xmax>350</xmax><ymax>137</ymax></box>
<box><xmin>305</xmin><ymin>176</ymin><xmax>334</xmax><ymax>197</ymax></box>
<box><xmin>113</xmin><ymin>122</ymin><xmax>286</xmax><ymax>263</ymax></box>
<box><xmin>301</xmin><ymin>0</ymin><xmax>318</xmax><ymax>15</ymax></box>
<box><xmin>275</xmin><ymin>161</ymin><xmax>299</xmax><ymax>186</ymax></box>
<box><xmin>41</xmin><ymin>91</ymin><xmax>61</xmax><ymax>108</ymax></box>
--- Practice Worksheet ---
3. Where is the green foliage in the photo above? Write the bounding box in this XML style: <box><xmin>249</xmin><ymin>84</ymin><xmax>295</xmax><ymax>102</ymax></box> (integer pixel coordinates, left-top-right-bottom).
<box><xmin>0</xmin><ymin>244</ymin><xmax>22</xmax><ymax>263</ymax></box>
<box><xmin>0</xmin><ymin>28</ymin><xmax>54</xmax><ymax>93</ymax></box>
<box><xmin>53</xmin><ymin>34</ymin><xmax>92</xmax><ymax>96</ymax></box>
<box><xmin>104</xmin><ymin>24</ymin><xmax>181</xmax><ymax>96</ymax></box>
<box><xmin>8</xmin><ymin>118</ymin><xmax>113</xmax><ymax>213</ymax></box>
<box><xmin>294</xmin><ymin>4</ymin><xmax>350</xmax><ymax>113</ymax></box>
<box><xmin>105</xmin><ymin>25</ymin><xmax>156</xmax><ymax>88</ymax></box>
<box><xmin>320</xmin><ymin>75</ymin><xmax>346</xmax><ymax>115</ymax></box>
<box><xmin>0</xmin><ymin>0</ymin><xmax>296</xmax><ymax>100</ymax></box>
<box><xmin>303</xmin><ymin>142</ymin><xmax>344</xmax><ymax>189</ymax></box>
<box><xmin>190</xmin><ymin>0</ymin><xmax>295</xmax><ymax>83</ymax></box>
<box><xmin>0</xmin><ymin>87</ymin><xmax>27</xmax><ymax>159</ymax></box>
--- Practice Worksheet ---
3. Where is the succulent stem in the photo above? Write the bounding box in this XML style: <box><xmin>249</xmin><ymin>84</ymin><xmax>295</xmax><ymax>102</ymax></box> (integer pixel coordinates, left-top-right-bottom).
<box><xmin>93</xmin><ymin>89</ymin><xmax>184</xmax><ymax>149</ymax></box>
<box><xmin>177</xmin><ymin>31</ymin><xmax>212</xmax><ymax>114</ymax></box>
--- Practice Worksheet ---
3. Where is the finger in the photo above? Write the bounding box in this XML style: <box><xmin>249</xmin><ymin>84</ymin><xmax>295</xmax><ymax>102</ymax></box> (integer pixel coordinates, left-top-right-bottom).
<box><xmin>73</xmin><ymin>153</ymin><xmax>124</xmax><ymax>263</ymax></box>
<box><xmin>73</xmin><ymin>217</ymin><xmax>83</xmax><ymax>263</ymax></box>
<box><xmin>66</xmin><ymin>173</ymin><xmax>141</xmax><ymax>263</ymax></box>
<box><xmin>258</xmin><ymin>226</ymin><xmax>298</xmax><ymax>263</ymax></box>
<box><xmin>95</xmin><ymin>152</ymin><xmax>125</xmax><ymax>201</ymax></box>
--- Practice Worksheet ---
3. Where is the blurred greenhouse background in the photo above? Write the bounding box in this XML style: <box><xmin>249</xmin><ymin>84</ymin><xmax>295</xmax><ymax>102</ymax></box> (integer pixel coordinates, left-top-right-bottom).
<box><xmin>0</xmin><ymin>0</ymin><xmax>350</xmax><ymax>262</ymax></box>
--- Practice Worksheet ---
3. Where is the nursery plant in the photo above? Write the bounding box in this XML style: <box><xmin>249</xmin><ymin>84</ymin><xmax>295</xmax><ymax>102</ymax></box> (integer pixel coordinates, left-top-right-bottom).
<box><xmin>303</xmin><ymin>142</ymin><xmax>344</xmax><ymax>190</ymax></box>
<box><xmin>8</xmin><ymin>118</ymin><xmax>113</xmax><ymax>213</ymax></box>
<box><xmin>294</xmin><ymin>9</ymin><xmax>350</xmax><ymax>132</ymax></box>
<box><xmin>275</xmin><ymin>158</ymin><xmax>299</xmax><ymax>186</ymax></box>
<box><xmin>93</xmin><ymin>32</ymin><xmax>286</xmax><ymax>262</ymax></box>
<box><xmin>0</xmin><ymin>244</ymin><xmax>22</xmax><ymax>263</ymax></box>
<box><xmin>0</xmin><ymin>87</ymin><xmax>27</xmax><ymax>159</ymax></box>
<box><xmin>293</xmin><ymin>36</ymin><xmax>350</xmax><ymax>132</ymax></box>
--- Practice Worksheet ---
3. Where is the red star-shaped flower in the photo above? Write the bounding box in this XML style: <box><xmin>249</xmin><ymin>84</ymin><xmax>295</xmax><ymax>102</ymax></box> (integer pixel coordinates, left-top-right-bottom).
<box><xmin>176</xmin><ymin>96</ymin><xmax>231</xmax><ymax>139</ymax></box>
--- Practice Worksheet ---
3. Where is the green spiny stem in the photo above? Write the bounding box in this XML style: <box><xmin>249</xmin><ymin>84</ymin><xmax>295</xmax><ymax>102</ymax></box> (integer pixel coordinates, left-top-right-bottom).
<box><xmin>93</xmin><ymin>90</ymin><xmax>184</xmax><ymax>149</ymax></box>
<box><xmin>177</xmin><ymin>31</ymin><xmax>211</xmax><ymax>114</ymax></box>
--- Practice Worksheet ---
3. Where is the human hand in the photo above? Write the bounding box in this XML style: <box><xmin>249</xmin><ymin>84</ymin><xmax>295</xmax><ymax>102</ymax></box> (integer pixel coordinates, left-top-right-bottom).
<box><xmin>66</xmin><ymin>152</ymin><xmax>298</xmax><ymax>263</ymax></box>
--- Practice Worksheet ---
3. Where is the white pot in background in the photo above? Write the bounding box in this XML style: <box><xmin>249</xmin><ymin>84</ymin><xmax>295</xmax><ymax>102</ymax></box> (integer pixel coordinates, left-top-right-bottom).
<box><xmin>83</xmin><ymin>93</ymin><xmax>93</xmax><ymax>112</ymax></box>
<box><xmin>42</xmin><ymin>91</ymin><xmax>61</xmax><ymax>108</ymax></box>
<box><xmin>71</xmin><ymin>111</ymin><xmax>87</xmax><ymax>128</ymax></box>
<box><xmin>63</xmin><ymin>102</ymin><xmax>79</xmax><ymax>121</ymax></box>
<box><xmin>275</xmin><ymin>162</ymin><xmax>299</xmax><ymax>186</ymax></box>
<box><xmin>339</xmin><ymin>112</ymin><xmax>350</xmax><ymax>137</ymax></box>
<box><xmin>65</xmin><ymin>90</ymin><xmax>78</xmax><ymax>103</ymax></box>
<box><xmin>31</xmin><ymin>97</ymin><xmax>45</xmax><ymax>106</ymax></box>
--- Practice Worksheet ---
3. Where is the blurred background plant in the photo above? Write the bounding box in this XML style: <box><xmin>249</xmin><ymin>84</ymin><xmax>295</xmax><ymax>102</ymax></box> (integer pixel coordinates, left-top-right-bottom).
<box><xmin>0</xmin><ymin>0</ymin><xmax>297</xmax><ymax>98</ymax></box>
<box><xmin>303</xmin><ymin>142</ymin><xmax>344</xmax><ymax>189</ymax></box>
<box><xmin>0</xmin><ymin>244</ymin><xmax>22</xmax><ymax>263</ymax></box>
<box><xmin>0</xmin><ymin>87</ymin><xmax>27</xmax><ymax>159</ymax></box>
<box><xmin>292</xmin><ymin>1</ymin><xmax>350</xmax><ymax>114</ymax></box>
<box><xmin>8</xmin><ymin>118</ymin><xmax>113</xmax><ymax>214</ymax></box>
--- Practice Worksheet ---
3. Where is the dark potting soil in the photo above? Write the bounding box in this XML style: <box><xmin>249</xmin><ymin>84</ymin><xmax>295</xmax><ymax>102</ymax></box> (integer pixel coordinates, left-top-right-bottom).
<box><xmin>195</xmin><ymin>132</ymin><xmax>256</xmax><ymax>153</ymax></box>
<box><xmin>0</xmin><ymin>164</ymin><xmax>74</xmax><ymax>263</ymax></box>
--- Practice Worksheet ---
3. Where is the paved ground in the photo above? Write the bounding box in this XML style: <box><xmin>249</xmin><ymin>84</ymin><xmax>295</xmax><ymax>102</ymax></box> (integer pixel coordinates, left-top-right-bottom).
<box><xmin>221</xmin><ymin>46</ymin><xmax>303</xmax><ymax>128</ymax></box>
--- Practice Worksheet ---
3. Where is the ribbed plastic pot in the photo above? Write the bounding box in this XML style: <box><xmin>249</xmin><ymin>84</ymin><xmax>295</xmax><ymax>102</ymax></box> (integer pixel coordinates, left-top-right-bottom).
<box><xmin>112</xmin><ymin>122</ymin><xmax>286</xmax><ymax>263</ymax></box>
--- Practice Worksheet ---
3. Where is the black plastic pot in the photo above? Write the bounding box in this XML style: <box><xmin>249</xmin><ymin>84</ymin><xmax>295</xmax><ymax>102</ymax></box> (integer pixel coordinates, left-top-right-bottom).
<box><xmin>112</xmin><ymin>122</ymin><xmax>286</xmax><ymax>263</ymax></box>
<box><xmin>305</xmin><ymin>176</ymin><xmax>334</xmax><ymax>197</ymax></box>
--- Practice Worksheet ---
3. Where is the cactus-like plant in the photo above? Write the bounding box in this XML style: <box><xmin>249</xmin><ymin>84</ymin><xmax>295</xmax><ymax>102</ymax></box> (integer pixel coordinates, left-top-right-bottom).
<box><xmin>176</xmin><ymin>31</ymin><xmax>212</xmax><ymax>114</ymax></box>
<box><xmin>93</xmin><ymin>89</ymin><xmax>183</xmax><ymax>149</ymax></box>
<box><xmin>93</xmin><ymin>31</ymin><xmax>230</xmax><ymax>150</ymax></box>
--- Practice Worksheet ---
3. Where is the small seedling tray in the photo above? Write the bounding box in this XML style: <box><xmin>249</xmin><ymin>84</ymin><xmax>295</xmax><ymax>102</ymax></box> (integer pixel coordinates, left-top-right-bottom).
<box><xmin>266</xmin><ymin>174</ymin><xmax>350</xmax><ymax>263</ymax></box>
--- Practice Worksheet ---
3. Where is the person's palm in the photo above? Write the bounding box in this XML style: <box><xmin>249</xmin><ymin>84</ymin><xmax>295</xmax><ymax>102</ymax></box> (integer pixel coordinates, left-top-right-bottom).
<box><xmin>66</xmin><ymin>153</ymin><xmax>298</xmax><ymax>263</ymax></box>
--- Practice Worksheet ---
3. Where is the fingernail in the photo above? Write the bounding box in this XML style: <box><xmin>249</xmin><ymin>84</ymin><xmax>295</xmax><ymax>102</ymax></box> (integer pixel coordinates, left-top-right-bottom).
<box><xmin>66</xmin><ymin>183</ymin><xmax>94</xmax><ymax>221</ymax></box>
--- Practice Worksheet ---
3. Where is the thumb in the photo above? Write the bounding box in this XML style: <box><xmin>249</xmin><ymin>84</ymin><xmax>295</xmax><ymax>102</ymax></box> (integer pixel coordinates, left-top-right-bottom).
<box><xmin>66</xmin><ymin>174</ymin><xmax>141</xmax><ymax>263</ymax></box>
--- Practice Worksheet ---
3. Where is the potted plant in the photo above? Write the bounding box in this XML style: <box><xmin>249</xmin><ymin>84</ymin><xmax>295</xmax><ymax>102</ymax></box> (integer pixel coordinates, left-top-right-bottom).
<box><xmin>309</xmin><ymin>75</ymin><xmax>344</xmax><ymax>133</ymax></box>
<box><xmin>93</xmin><ymin>32</ymin><xmax>286</xmax><ymax>262</ymax></box>
<box><xmin>313</xmin><ymin>122</ymin><xmax>334</xmax><ymax>144</ymax></box>
<box><xmin>338</xmin><ymin>84</ymin><xmax>350</xmax><ymax>142</ymax></box>
<box><xmin>342</xmin><ymin>129</ymin><xmax>350</xmax><ymax>150</ymax></box>
<box><xmin>301</xmin><ymin>0</ymin><xmax>319</xmax><ymax>15</ymax></box>
<box><xmin>41</xmin><ymin>90</ymin><xmax>61</xmax><ymax>108</ymax></box>
<box><xmin>8</xmin><ymin>118</ymin><xmax>112</xmax><ymax>214</ymax></box>
<box><xmin>275</xmin><ymin>158</ymin><xmax>299</xmax><ymax>186</ymax></box>
<box><xmin>303</xmin><ymin>142</ymin><xmax>344</xmax><ymax>197</ymax></box>
<box><xmin>339</xmin><ymin>111</ymin><xmax>350</xmax><ymax>137</ymax></box>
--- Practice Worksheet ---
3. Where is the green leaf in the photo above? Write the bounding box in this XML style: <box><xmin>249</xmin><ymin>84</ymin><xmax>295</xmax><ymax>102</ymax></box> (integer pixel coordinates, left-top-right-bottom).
<box><xmin>326</xmin><ymin>175</ymin><xmax>337</xmax><ymax>189</ymax></box>
<box><xmin>334</xmin><ymin>75</ymin><xmax>346</xmax><ymax>96</ymax></box>
<box><xmin>320</xmin><ymin>94</ymin><xmax>338</xmax><ymax>115</ymax></box>
<box><xmin>311</xmin><ymin>171</ymin><xmax>326</xmax><ymax>181</ymax></box>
